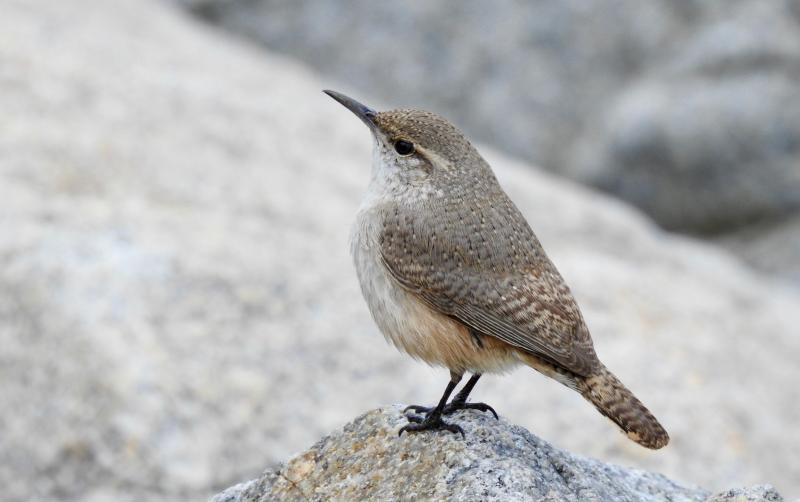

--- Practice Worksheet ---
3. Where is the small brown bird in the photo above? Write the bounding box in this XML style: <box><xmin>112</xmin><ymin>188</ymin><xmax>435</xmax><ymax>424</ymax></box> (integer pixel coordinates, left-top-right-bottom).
<box><xmin>325</xmin><ymin>90</ymin><xmax>669</xmax><ymax>449</ymax></box>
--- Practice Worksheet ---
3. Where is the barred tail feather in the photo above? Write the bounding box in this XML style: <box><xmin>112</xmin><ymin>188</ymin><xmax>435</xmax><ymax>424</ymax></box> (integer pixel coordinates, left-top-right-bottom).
<box><xmin>577</xmin><ymin>364</ymin><xmax>669</xmax><ymax>449</ymax></box>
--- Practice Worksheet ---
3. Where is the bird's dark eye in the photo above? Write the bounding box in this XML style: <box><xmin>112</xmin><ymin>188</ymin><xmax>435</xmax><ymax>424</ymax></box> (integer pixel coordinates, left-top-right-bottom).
<box><xmin>394</xmin><ymin>139</ymin><xmax>415</xmax><ymax>156</ymax></box>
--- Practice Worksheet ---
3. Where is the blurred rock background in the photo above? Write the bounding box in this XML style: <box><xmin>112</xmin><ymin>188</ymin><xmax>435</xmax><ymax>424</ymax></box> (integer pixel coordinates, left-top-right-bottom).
<box><xmin>179</xmin><ymin>0</ymin><xmax>800</xmax><ymax>284</ymax></box>
<box><xmin>2</xmin><ymin>1</ymin><xmax>799</xmax><ymax>501</ymax></box>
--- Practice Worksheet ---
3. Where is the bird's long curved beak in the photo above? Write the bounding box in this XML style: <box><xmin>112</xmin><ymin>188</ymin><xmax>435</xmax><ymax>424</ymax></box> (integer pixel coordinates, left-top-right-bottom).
<box><xmin>323</xmin><ymin>90</ymin><xmax>377</xmax><ymax>129</ymax></box>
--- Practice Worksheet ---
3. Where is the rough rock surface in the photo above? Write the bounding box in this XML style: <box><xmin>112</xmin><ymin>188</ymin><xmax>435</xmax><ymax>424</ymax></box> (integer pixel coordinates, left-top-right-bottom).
<box><xmin>179</xmin><ymin>0</ymin><xmax>800</xmax><ymax>237</ymax></box>
<box><xmin>705</xmin><ymin>486</ymin><xmax>787</xmax><ymax>502</ymax></box>
<box><xmin>211</xmin><ymin>407</ymin><xmax>784</xmax><ymax>502</ymax></box>
<box><xmin>2</xmin><ymin>1</ymin><xmax>800</xmax><ymax>501</ymax></box>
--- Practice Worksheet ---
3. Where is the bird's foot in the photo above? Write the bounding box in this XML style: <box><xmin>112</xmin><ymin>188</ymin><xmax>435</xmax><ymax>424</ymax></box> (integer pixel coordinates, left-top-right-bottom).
<box><xmin>399</xmin><ymin>411</ymin><xmax>464</xmax><ymax>438</ymax></box>
<box><xmin>404</xmin><ymin>401</ymin><xmax>498</xmax><ymax>419</ymax></box>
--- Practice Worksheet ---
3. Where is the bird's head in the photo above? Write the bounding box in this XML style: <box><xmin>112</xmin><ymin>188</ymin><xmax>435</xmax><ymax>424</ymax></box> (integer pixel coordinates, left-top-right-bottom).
<box><xmin>324</xmin><ymin>90</ymin><xmax>497</xmax><ymax>200</ymax></box>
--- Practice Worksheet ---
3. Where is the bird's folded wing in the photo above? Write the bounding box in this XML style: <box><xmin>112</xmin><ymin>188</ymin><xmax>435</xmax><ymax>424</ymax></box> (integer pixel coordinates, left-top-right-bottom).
<box><xmin>379</xmin><ymin>250</ymin><xmax>597</xmax><ymax>376</ymax></box>
<box><xmin>378</xmin><ymin>198</ymin><xmax>598</xmax><ymax>376</ymax></box>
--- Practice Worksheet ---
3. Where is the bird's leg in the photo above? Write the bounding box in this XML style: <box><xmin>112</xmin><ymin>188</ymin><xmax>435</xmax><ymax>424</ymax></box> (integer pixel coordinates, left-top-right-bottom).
<box><xmin>405</xmin><ymin>373</ymin><xmax>498</xmax><ymax>419</ymax></box>
<box><xmin>399</xmin><ymin>372</ymin><xmax>464</xmax><ymax>437</ymax></box>
<box><xmin>444</xmin><ymin>373</ymin><xmax>498</xmax><ymax>418</ymax></box>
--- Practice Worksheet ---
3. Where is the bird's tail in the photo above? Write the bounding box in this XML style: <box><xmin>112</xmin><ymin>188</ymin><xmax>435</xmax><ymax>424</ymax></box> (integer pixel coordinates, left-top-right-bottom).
<box><xmin>576</xmin><ymin>364</ymin><xmax>669</xmax><ymax>449</ymax></box>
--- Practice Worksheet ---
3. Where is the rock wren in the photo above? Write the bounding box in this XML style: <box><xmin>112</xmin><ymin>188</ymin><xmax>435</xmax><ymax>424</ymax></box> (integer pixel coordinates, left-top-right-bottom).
<box><xmin>324</xmin><ymin>90</ymin><xmax>669</xmax><ymax>449</ymax></box>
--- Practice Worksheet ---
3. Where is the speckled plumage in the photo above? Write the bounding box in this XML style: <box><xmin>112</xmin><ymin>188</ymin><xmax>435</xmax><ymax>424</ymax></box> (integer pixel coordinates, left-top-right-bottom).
<box><xmin>339</xmin><ymin>97</ymin><xmax>668</xmax><ymax>449</ymax></box>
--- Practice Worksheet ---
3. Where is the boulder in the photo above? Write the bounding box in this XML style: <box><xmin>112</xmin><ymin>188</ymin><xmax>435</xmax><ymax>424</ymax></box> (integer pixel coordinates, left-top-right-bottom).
<box><xmin>567</xmin><ymin>0</ymin><xmax>800</xmax><ymax>234</ymax></box>
<box><xmin>211</xmin><ymin>407</ymin><xmax>784</xmax><ymax>502</ymax></box>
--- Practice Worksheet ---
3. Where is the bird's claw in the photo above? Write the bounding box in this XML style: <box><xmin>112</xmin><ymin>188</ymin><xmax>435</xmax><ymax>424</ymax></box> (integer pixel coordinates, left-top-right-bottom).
<box><xmin>398</xmin><ymin>415</ymin><xmax>465</xmax><ymax>438</ymax></box>
<box><xmin>404</xmin><ymin>402</ymin><xmax>498</xmax><ymax>419</ymax></box>
<box><xmin>403</xmin><ymin>404</ymin><xmax>434</xmax><ymax>415</ymax></box>
<box><xmin>456</xmin><ymin>402</ymin><xmax>499</xmax><ymax>420</ymax></box>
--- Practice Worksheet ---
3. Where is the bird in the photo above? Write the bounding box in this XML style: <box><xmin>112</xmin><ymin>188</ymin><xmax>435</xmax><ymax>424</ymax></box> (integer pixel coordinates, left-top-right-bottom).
<box><xmin>324</xmin><ymin>89</ymin><xmax>669</xmax><ymax>449</ymax></box>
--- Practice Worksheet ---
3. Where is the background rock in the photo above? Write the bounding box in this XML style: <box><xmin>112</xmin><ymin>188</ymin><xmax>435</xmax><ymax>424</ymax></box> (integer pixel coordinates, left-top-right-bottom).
<box><xmin>719</xmin><ymin>216</ymin><xmax>800</xmax><ymax>285</ymax></box>
<box><xmin>567</xmin><ymin>0</ymin><xmax>800</xmax><ymax>235</ymax></box>
<box><xmin>176</xmin><ymin>0</ymin><xmax>800</xmax><ymax>276</ymax></box>
<box><xmin>2</xmin><ymin>1</ymin><xmax>800</xmax><ymax>501</ymax></box>
<box><xmin>212</xmin><ymin>407</ymin><xmax>783</xmax><ymax>502</ymax></box>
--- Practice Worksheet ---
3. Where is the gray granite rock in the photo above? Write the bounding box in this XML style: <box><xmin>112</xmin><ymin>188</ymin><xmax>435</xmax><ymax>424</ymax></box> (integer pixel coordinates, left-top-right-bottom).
<box><xmin>567</xmin><ymin>1</ymin><xmax>800</xmax><ymax>234</ymax></box>
<box><xmin>705</xmin><ymin>485</ymin><xmax>786</xmax><ymax>502</ymax></box>
<box><xmin>2</xmin><ymin>1</ymin><xmax>800</xmax><ymax>501</ymax></box>
<box><xmin>210</xmin><ymin>406</ymin><xmax>783</xmax><ymax>502</ymax></box>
